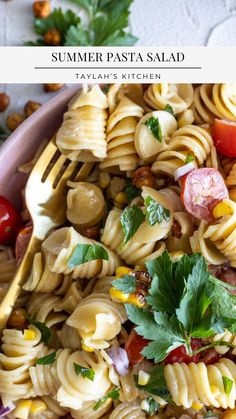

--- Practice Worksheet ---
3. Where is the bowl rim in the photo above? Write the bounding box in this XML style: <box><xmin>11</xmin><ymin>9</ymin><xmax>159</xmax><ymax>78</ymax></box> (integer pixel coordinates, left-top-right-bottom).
<box><xmin>0</xmin><ymin>85</ymin><xmax>80</xmax><ymax>158</ymax></box>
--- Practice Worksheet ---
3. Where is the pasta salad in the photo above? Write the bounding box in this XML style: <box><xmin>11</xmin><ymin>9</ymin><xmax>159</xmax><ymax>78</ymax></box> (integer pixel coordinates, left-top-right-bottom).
<box><xmin>1</xmin><ymin>83</ymin><xmax>236</xmax><ymax>419</ymax></box>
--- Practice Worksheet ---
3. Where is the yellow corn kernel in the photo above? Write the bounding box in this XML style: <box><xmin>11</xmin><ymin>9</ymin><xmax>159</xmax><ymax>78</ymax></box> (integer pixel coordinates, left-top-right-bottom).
<box><xmin>213</xmin><ymin>201</ymin><xmax>232</xmax><ymax>218</ymax></box>
<box><xmin>109</xmin><ymin>287</ymin><xmax>129</xmax><ymax>303</ymax></box>
<box><xmin>24</xmin><ymin>329</ymin><xmax>36</xmax><ymax>340</ymax></box>
<box><xmin>115</xmin><ymin>266</ymin><xmax>132</xmax><ymax>277</ymax></box>
<box><xmin>191</xmin><ymin>402</ymin><xmax>203</xmax><ymax>410</ymax></box>
<box><xmin>82</xmin><ymin>342</ymin><xmax>94</xmax><ymax>352</ymax></box>
<box><xmin>138</xmin><ymin>370</ymin><xmax>150</xmax><ymax>386</ymax></box>
<box><xmin>134</xmin><ymin>264</ymin><xmax>146</xmax><ymax>272</ymax></box>
<box><xmin>30</xmin><ymin>400</ymin><xmax>47</xmax><ymax>414</ymax></box>
<box><xmin>127</xmin><ymin>293</ymin><xmax>145</xmax><ymax>308</ymax></box>
<box><xmin>13</xmin><ymin>400</ymin><xmax>32</xmax><ymax>419</ymax></box>
<box><xmin>115</xmin><ymin>192</ymin><xmax>127</xmax><ymax>205</ymax></box>
<box><xmin>17</xmin><ymin>401</ymin><xmax>32</xmax><ymax>410</ymax></box>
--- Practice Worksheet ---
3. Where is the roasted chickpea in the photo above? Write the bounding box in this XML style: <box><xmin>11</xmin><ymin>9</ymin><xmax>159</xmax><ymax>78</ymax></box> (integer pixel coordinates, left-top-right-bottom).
<box><xmin>7</xmin><ymin>308</ymin><xmax>27</xmax><ymax>329</ymax></box>
<box><xmin>33</xmin><ymin>0</ymin><xmax>51</xmax><ymax>18</ymax></box>
<box><xmin>222</xmin><ymin>408</ymin><xmax>236</xmax><ymax>419</ymax></box>
<box><xmin>132</xmin><ymin>166</ymin><xmax>155</xmax><ymax>188</ymax></box>
<box><xmin>43</xmin><ymin>83</ymin><xmax>64</xmax><ymax>93</ymax></box>
<box><xmin>44</xmin><ymin>29</ymin><xmax>61</xmax><ymax>46</ymax></box>
<box><xmin>6</xmin><ymin>112</ymin><xmax>25</xmax><ymax>131</ymax></box>
<box><xmin>24</xmin><ymin>100</ymin><xmax>42</xmax><ymax>117</ymax></box>
<box><xmin>0</xmin><ymin>92</ymin><xmax>10</xmax><ymax>112</ymax></box>
<box><xmin>80</xmin><ymin>226</ymin><xmax>100</xmax><ymax>240</ymax></box>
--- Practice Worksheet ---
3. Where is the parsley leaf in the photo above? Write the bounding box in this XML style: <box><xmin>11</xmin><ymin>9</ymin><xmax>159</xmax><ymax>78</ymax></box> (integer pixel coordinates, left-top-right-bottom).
<box><xmin>204</xmin><ymin>411</ymin><xmax>221</xmax><ymax>418</ymax></box>
<box><xmin>112</xmin><ymin>275</ymin><xmax>137</xmax><ymax>294</ymax></box>
<box><xmin>145</xmin><ymin>196</ymin><xmax>170</xmax><ymax>226</ymax></box>
<box><xmin>93</xmin><ymin>386</ymin><xmax>120</xmax><ymax>410</ymax></box>
<box><xmin>185</xmin><ymin>153</ymin><xmax>195</xmax><ymax>164</ymax></box>
<box><xmin>135</xmin><ymin>364</ymin><xmax>172</xmax><ymax>402</ymax></box>
<box><xmin>144</xmin><ymin>116</ymin><xmax>162</xmax><ymax>143</ymax></box>
<box><xmin>125</xmin><ymin>183</ymin><xmax>141</xmax><ymax>203</ymax></box>
<box><xmin>141</xmin><ymin>396</ymin><xmax>160</xmax><ymax>416</ymax></box>
<box><xmin>222</xmin><ymin>376</ymin><xmax>233</xmax><ymax>396</ymax></box>
<box><xmin>31</xmin><ymin>321</ymin><xmax>52</xmax><ymax>345</ymax></box>
<box><xmin>73</xmin><ymin>363</ymin><xmax>95</xmax><ymax>381</ymax></box>
<box><xmin>36</xmin><ymin>352</ymin><xmax>56</xmax><ymax>365</ymax></box>
<box><xmin>120</xmin><ymin>205</ymin><xmax>145</xmax><ymax>244</ymax></box>
<box><xmin>68</xmin><ymin>244</ymin><xmax>108</xmax><ymax>269</ymax></box>
<box><xmin>164</xmin><ymin>104</ymin><xmax>174</xmax><ymax>115</ymax></box>
<box><xmin>0</xmin><ymin>124</ymin><xmax>9</xmax><ymax>142</ymax></box>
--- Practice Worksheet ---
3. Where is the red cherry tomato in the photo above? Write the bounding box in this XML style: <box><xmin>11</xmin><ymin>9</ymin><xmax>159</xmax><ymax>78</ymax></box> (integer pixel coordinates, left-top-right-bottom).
<box><xmin>199</xmin><ymin>348</ymin><xmax>220</xmax><ymax>365</ymax></box>
<box><xmin>0</xmin><ymin>196</ymin><xmax>22</xmax><ymax>245</ymax></box>
<box><xmin>181</xmin><ymin>168</ymin><xmax>228</xmax><ymax>221</ymax></box>
<box><xmin>15</xmin><ymin>225</ymin><xmax>33</xmax><ymax>263</ymax></box>
<box><xmin>209</xmin><ymin>264</ymin><xmax>236</xmax><ymax>295</ymax></box>
<box><xmin>212</xmin><ymin>119</ymin><xmax>236</xmax><ymax>157</ymax></box>
<box><xmin>164</xmin><ymin>338</ymin><xmax>202</xmax><ymax>364</ymax></box>
<box><xmin>125</xmin><ymin>329</ymin><xmax>150</xmax><ymax>366</ymax></box>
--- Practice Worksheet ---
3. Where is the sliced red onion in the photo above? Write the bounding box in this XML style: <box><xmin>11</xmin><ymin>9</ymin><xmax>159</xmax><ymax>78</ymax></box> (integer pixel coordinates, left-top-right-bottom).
<box><xmin>0</xmin><ymin>400</ymin><xmax>15</xmax><ymax>417</ymax></box>
<box><xmin>174</xmin><ymin>162</ymin><xmax>195</xmax><ymax>181</ymax></box>
<box><xmin>107</xmin><ymin>346</ymin><xmax>129</xmax><ymax>376</ymax></box>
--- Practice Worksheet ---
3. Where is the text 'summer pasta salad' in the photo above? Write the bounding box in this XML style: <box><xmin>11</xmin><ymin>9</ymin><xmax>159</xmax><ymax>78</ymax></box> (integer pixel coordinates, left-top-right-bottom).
<box><xmin>1</xmin><ymin>83</ymin><xmax>236</xmax><ymax>419</ymax></box>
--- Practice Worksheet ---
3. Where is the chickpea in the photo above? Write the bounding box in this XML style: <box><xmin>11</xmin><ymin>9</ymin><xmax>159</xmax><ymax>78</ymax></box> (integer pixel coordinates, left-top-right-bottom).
<box><xmin>80</xmin><ymin>226</ymin><xmax>100</xmax><ymax>240</ymax></box>
<box><xmin>222</xmin><ymin>408</ymin><xmax>236</xmax><ymax>419</ymax></box>
<box><xmin>7</xmin><ymin>308</ymin><xmax>27</xmax><ymax>329</ymax></box>
<box><xmin>33</xmin><ymin>0</ymin><xmax>51</xmax><ymax>18</ymax></box>
<box><xmin>6</xmin><ymin>112</ymin><xmax>25</xmax><ymax>131</ymax></box>
<box><xmin>24</xmin><ymin>100</ymin><xmax>42</xmax><ymax>117</ymax></box>
<box><xmin>107</xmin><ymin>177</ymin><xmax>126</xmax><ymax>200</ymax></box>
<box><xmin>132</xmin><ymin>166</ymin><xmax>155</xmax><ymax>188</ymax></box>
<box><xmin>0</xmin><ymin>92</ymin><xmax>10</xmax><ymax>112</ymax></box>
<box><xmin>43</xmin><ymin>83</ymin><xmax>64</xmax><ymax>93</ymax></box>
<box><xmin>44</xmin><ymin>29</ymin><xmax>61</xmax><ymax>46</ymax></box>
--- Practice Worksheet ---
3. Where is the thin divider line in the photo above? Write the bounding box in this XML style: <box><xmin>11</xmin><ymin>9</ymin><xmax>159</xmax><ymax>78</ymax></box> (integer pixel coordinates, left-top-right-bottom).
<box><xmin>34</xmin><ymin>66</ymin><xmax>202</xmax><ymax>70</ymax></box>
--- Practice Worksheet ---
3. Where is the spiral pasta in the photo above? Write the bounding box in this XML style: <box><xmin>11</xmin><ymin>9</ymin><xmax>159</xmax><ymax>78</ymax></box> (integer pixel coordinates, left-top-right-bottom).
<box><xmin>27</xmin><ymin>293</ymin><xmax>67</xmax><ymax>328</ymax></box>
<box><xmin>0</xmin><ymin>326</ymin><xmax>46</xmax><ymax>406</ymax></box>
<box><xmin>109</xmin><ymin>401</ymin><xmax>146</xmax><ymax>419</ymax></box>
<box><xmin>166</xmin><ymin>211</ymin><xmax>194</xmax><ymax>254</ymax></box>
<box><xmin>70</xmin><ymin>398</ymin><xmax>112</xmax><ymax>419</ymax></box>
<box><xmin>209</xmin><ymin>330</ymin><xmax>236</xmax><ymax>355</ymax></box>
<box><xmin>203</xmin><ymin>199</ymin><xmax>236</xmax><ymax>267</ymax></box>
<box><xmin>164</xmin><ymin>358</ymin><xmax>236</xmax><ymax>409</ymax></box>
<box><xmin>0</xmin><ymin>248</ymin><xmax>17</xmax><ymax>301</ymax></box>
<box><xmin>152</xmin><ymin>125</ymin><xmax>213</xmax><ymax>178</ymax></box>
<box><xmin>100</xmin><ymin>96</ymin><xmax>143</xmax><ymax>171</ymax></box>
<box><xmin>42</xmin><ymin>227</ymin><xmax>120</xmax><ymax>279</ymax></box>
<box><xmin>56</xmin><ymin>85</ymin><xmax>108</xmax><ymax>162</ymax></box>
<box><xmin>192</xmin><ymin>83</ymin><xmax>236</xmax><ymax>124</ymax></box>
<box><xmin>144</xmin><ymin>83</ymin><xmax>194</xmax><ymax>114</ymax></box>
<box><xmin>56</xmin><ymin>349</ymin><xmax>111</xmax><ymax>409</ymax></box>
<box><xmin>67</xmin><ymin>293</ymin><xmax>127</xmax><ymax>349</ymax></box>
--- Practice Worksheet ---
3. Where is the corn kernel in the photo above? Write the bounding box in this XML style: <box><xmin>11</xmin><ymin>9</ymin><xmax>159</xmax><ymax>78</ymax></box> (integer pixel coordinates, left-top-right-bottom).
<box><xmin>134</xmin><ymin>264</ymin><xmax>145</xmax><ymax>272</ymax></box>
<box><xmin>24</xmin><ymin>329</ymin><xmax>36</xmax><ymax>340</ymax></box>
<box><xmin>115</xmin><ymin>266</ymin><xmax>132</xmax><ymax>277</ymax></box>
<box><xmin>191</xmin><ymin>402</ymin><xmax>203</xmax><ymax>410</ymax></box>
<box><xmin>82</xmin><ymin>342</ymin><xmax>94</xmax><ymax>352</ymax></box>
<box><xmin>126</xmin><ymin>293</ymin><xmax>145</xmax><ymax>308</ymax></box>
<box><xmin>17</xmin><ymin>401</ymin><xmax>32</xmax><ymax>409</ymax></box>
<box><xmin>30</xmin><ymin>400</ymin><xmax>47</xmax><ymax>414</ymax></box>
<box><xmin>213</xmin><ymin>201</ymin><xmax>232</xmax><ymax>218</ymax></box>
<box><xmin>13</xmin><ymin>400</ymin><xmax>32</xmax><ymax>419</ymax></box>
<box><xmin>109</xmin><ymin>287</ymin><xmax>129</xmax><ymax>303</ymax></box>
<box><xmin>138</xmin><ymin>370</ymin><xmax>150</xmax><ymax>386</ymax></box>
<box><xmin>115</xmin><ymin>192</ymin><xmax>127</xmax><ymax>205</ymax></box>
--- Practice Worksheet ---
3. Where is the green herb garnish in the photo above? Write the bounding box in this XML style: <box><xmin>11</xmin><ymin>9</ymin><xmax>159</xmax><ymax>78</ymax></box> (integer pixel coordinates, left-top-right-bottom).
<box><xmin>141</xmin><ymin>396</ymin><xmax>160</xmax><ymax>416</ymax></box>
<box><xmin>144</xmin><ymin>116</ymin><xmax>162</xmax><ymax>143</ymax></box>
<box><xmin>135</xmin><ymin>364</ymin><xmax>172</xmax><ymax>402</ymax></box>
<box><xmin>164</xmin><ymin>104</ymin><xmax>174</xmax><ymax>115</ymax></box>
<box><xmin>31</xmin><ymin>321</ymin><xmax>52</xmax><ymax>345</ymax></box>
<box><xmin>36</xmin><ymin>352</ymin><xmax>56</xmax><ymax>365</ymax></box>
<box><xmin>120</xmin><ymin>205</ymin><xmax>145</xmax><ymax>245</ymax></box>
<box><xmin>222</xmin><ymin>376</ymin><xmax>233</xmax><ymax>396</ymax></box>
<box><xmin>26</xmin><ymin>1</ymin><xmax>137</xmax><ymax>46</ymax></box>
<box><xmin>112</xmin><ymin>275</ymin><xmax>137</xmax><ymax>294</ymax></box>
<box><xmin>145</xmin><ymin>196</ymin><xmax>170</xmax><ymax>226</ymax></box>
<box><xmin>185</xmin><ymin>153</ymin><xmax>194</xmax><ymax>164</ymax></box>
<box><xmin>73</xmin><ymin>363</ymin><xmax>95</xmax><ymax>381</ymax></box>
<box><xmin>0</xmin><ymin>124</ymin><xmax>9</xmax><ymax>142</ymax></box>
<box><xmin>204</xmin><ymin>411</ymin><xmax>221</xmax><ymax>418</ymax></box>
<box><xmin>68</xmin><ymin>244</ymin><xmax>108</xmax><ymax>269</ymax></box>
<box><xmin>125</xmin><ymin>183</ymin><xmax>141</xmax><ymax>203</ymax></box>
<box><xmin>93</xmin><ymin>386</ymin><xmax>120</xmax><ymax>411</ymax></box>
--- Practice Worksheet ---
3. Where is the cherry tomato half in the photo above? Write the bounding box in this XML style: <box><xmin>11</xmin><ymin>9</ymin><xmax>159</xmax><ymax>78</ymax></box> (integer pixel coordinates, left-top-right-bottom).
<box><xmin>0</xmin><ymin>196</ymin><xmax>22</xmax><ymax>245</ymax></box>
<box><xmin>164</xmin><ymin>338</ymin><xmax>202</xmax><ymax>364</ymax></box>
<box><xmin>213</xmin><ymin>119</ymin><xmax>236</xmax><ymax>157</ymax></box>
<box><xmin>181</xmin><ymin>168</ymin><xmax>228</xmax><ymax>221</ymax></box>
<box><xmin>125</xmin><ymin>329</ymin><xmax>150</xmax><ymax>366</ymax></box>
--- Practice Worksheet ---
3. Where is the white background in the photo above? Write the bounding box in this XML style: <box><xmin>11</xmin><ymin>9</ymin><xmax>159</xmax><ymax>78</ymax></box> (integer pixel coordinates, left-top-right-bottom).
<box><xmin>1</xmin><ymin>0</ymin><xmax>236</xmax><ymax>128</ymax></box>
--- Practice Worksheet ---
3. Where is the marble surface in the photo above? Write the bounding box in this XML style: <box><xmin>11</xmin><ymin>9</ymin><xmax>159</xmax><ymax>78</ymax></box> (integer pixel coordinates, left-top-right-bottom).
<box><xmin>1</xmin><ymin>0</ymin><xmax>236</xmax><ymax>128</ymax></box>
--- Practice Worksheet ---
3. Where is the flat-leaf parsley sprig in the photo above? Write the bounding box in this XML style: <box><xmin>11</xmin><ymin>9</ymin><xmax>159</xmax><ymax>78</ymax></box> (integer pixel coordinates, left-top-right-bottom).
<box><xmin>124</xmin><ymin>251</ymin><xmax>236</xmax><ymax>362</ymax></box>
